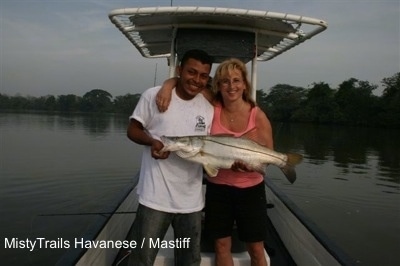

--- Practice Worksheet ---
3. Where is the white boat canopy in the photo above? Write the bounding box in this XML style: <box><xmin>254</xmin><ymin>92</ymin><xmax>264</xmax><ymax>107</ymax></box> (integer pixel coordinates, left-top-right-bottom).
<box><xmin>109</xmin><ymin>6</ymin><xmax>327</xmax><ymax>94</ymax></box>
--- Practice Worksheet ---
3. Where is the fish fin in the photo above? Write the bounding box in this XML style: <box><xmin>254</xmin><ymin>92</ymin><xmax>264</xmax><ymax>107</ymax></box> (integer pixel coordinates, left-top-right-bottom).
<box><xmin>175</xmin><ymin>147</ymin><xmax>201</xmax><ymax>158</ymax></box>
<box><xmin>280</xmin><ymin>153</ymin><xmax>303</xmax><ymax>184</ymax></box>
<box><xmin>287</xmin><ymin>153</ymin><xmax>303</xmax><ymax>166</ymax></box>
<box><xmin>203</xmin><ymin>164</ymin><xmax>219</xmax><ymax>177</ymax></box>
<box><xmin>281</xmin><ymin>166</ymin><xmax>297</xmax><ymax>184</ymax></box>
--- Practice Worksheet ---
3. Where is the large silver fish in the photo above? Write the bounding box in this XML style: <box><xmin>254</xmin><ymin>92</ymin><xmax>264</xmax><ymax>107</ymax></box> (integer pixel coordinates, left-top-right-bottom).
<box><xmin>160</xmin><ymin>135</ymin><xmax>303</xmax><ymax>184</ymax></box>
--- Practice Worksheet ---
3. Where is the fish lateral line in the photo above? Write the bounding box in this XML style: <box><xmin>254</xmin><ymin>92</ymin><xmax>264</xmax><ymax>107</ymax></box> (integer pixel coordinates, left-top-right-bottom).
<box><xmin>204</xmin><ymin>138</ymin><xmax>282</xmax><ymax>158</ymax></box>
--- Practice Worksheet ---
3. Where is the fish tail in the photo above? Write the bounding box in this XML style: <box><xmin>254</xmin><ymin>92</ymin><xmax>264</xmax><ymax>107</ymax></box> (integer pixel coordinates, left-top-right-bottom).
<box><xmin>281</xmin><ymin>153</ymin><xmax>303</xmax><ymax>184</ymax></box>
<box><xmin>287</xmin><ymin>153</ymin><xmax>303</xmax><ymax>166</ymax></box>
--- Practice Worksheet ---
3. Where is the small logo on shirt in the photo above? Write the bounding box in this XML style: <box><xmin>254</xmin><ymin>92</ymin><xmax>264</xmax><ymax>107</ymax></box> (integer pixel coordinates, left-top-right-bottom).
<box><xmin>195</xmin><ymin>116</ymin><xmax>206</xmax><ymax>132</ymax></box>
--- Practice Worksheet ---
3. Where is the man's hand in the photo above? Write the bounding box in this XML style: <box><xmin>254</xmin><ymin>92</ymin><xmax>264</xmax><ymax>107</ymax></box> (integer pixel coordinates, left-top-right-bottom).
<box><xmin>151</xmin><ymin>139</ymin><xmax>170</xmax><ymax>159</ymax></box>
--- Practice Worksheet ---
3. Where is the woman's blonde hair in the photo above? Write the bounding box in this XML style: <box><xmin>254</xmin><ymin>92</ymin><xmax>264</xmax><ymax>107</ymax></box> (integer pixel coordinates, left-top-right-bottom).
<box><xmin>212</xmin><ymin>58</ymin><xmax>256</xmax><ymax>107</ymax></box>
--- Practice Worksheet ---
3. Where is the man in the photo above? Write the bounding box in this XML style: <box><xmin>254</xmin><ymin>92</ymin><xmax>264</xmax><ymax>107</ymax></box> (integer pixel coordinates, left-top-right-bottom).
<box><xmin>127</xmin><ymin>49</ymin><xmax>214</xmax><ymax>266</ymax></box>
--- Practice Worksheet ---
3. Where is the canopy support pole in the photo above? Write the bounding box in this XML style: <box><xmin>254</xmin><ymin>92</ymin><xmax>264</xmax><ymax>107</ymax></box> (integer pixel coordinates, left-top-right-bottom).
<box><xmin>251</xmin><ymin>33</ymin><xmax>258</xmax><ymax>100</ymax></box>
<box><xmin>169</xmin><ymin>28</ymin><xmax>177</xmax><ymax>77</ymax></box>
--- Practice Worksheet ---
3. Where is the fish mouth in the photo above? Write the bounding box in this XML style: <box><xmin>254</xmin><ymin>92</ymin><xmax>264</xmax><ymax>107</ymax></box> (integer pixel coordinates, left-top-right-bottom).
<box><xmin>160</xmin><ymin>135</ymin><xmax>170</xmax><ymax>143</ymax></box>
<box><xmin>159</xmin><ymin>136</ymin><xmax>172</xmax><ymax>152</ymax></box>
<box><xmin>160</xmin><ymin>135</ymin><xmax>188</xmax><ymax>153</ymax></box>
<box><xmin>160</xmin><ymin>135</ymin><xmax>180</xmax><ymax>146</ymax></box>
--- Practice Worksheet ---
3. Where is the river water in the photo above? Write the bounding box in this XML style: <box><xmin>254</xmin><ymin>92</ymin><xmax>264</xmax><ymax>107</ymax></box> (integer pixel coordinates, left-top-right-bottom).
<box><xmin>0</xmin><ymin>112</ymin><xmax>399</xmax><ymax>265</ymax></box>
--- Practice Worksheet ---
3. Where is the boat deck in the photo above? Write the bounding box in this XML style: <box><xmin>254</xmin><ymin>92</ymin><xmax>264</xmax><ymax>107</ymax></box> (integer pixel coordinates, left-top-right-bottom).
<box><xmin>264</xmin><ymin>215</ymin><xmax>296</xmax><ymax>266</ymax></box>
<box><xmin>113</xmin><ymin>204</ymin><xmax>296</xmax><ymax>266</ymax></box>
<box><xmin>59</xmin><ymin>174</ymin><xmax>354</xmax><ymax>265</ymax></box>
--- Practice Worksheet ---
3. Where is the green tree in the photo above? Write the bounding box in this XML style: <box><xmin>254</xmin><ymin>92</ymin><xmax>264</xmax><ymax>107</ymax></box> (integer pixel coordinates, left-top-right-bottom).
<box><xmin>265</xmin><ymin>84</ymin><xmax>305</xmax><ymax>121</ymax></box>
<box><xmin>31</xmin><ymin>96</ymin><xmax>47</xmax><ymax>110</ymax></box>
<box><xmin>382</xmin><ymin>72</ymin><xmax>400</xmax><ymax>98</ymax></box>
<box><xmin>81</xmin><ymin>89</ymin><xmax>113</xmax><ymax>112</ymax></box>
<box><xmin>334</xmin><ymin>78</ymin><xmax>378</xmax><ymax>125</ymax></box>
<box><xmin>255</xmin><ymin>89</ymin><xmax>269</xmax><ymax>114</ymax></box>
<box><xmin>10</xmin><ymin>95</ymin><xmax>31</xmax><ymax>110</ymax></box>
<box><xmin>380</xmin><ymin>72</ymin><xmax>400</xmax><ymax>127</ymax></box>
<box><xmin>293</xmin><ymin>82</ymin><xmax>336</xmax><ymax>123</ymax></box>
<box><xmin>57</xmin><ymin>94</ymin><xmax>81</xmax><ymax>112</ymax></box>
<box><xmin>113</xmin><ymin>93</ymin><xmax>141</xmax><ymax>114</ymax></box>
<box><xmin>44</xmin><ymin>95</ymin><xmax>57</xmax><ymax>111</ymax></box>
<box><xmin>0</xmin><ymin>94</ymin><xmax>11</xmax><ymax>109</ymax></box>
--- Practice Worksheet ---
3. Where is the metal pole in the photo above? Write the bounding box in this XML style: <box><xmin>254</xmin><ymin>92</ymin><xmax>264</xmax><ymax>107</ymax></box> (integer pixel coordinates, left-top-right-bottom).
<box><xmin>251</xmin><ymin>33</ymin><xmax>258</xmax><ymax>100</ymax></box>
<box><xmin>153</xmin><ymin>63</ymin><xmax>158</xmax><ymax>86</ymax></box>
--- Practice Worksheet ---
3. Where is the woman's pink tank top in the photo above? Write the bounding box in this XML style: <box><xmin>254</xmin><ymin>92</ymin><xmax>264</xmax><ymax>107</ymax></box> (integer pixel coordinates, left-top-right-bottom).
<box><xmin>209</xmin><ymin>104</ymin><xmax>264</xmax><ymax>188</ymax></box>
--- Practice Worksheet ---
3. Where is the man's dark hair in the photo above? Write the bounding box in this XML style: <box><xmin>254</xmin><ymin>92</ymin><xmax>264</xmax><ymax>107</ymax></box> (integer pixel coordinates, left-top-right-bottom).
<box><xmin>180</xmin><ymin>49</ymin><xmax>213</xmax><ymax>68</ymax></box>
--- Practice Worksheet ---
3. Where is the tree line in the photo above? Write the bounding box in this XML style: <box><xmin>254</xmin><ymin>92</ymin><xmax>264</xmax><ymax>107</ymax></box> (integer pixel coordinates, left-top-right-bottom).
<box><xmin>0</xmin><ymin>89</ymin><xmax>141</xmax><ymax>115</ymax></box>
<box><xmin>1</xmin><ymin>72</ymin><xmax>399</xmax><ymax>128</ymax></box>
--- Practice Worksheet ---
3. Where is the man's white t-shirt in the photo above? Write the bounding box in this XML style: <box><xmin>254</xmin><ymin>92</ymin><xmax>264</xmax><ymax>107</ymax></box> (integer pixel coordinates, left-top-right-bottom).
<box><xmin>130</xmin><ymin>86</ymin><xmax>213</xmax><ymax>213</ymax></box>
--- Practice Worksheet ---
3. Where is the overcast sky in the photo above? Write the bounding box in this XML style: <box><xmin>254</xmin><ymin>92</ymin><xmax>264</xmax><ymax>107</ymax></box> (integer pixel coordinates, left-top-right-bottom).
<box><xmin>1</xmin><ymin>0</ymin><xmax>399</xmax><ymax>97</ymax></box>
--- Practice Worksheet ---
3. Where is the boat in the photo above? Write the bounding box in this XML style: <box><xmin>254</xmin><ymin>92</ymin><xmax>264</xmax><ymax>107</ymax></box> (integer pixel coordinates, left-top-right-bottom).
<box><xmin>56</xmin><ymin>6</ymin><xmax>356</xmax><ymax>266</ymax></box>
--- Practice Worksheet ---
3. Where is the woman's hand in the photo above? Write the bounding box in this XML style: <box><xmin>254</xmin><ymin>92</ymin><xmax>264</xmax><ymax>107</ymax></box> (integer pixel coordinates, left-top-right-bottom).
<box><xmin>156</xmin><ymin>89</ymin><xmax>171</xmax><ymax>113</ymax></box>
<box><xmin>230</xmin><ymin>160</ymin><xmax>267</xmax><ymax>174</ymax></box>
<box><xmin>156</xmin><ymin>78</ymin><xmax>177</xmax><ymax>112</ymax></box>
<box><xmin>230</xmin><ymin>160</ymin><xmax>252</xmax><ymax>172</ymax></box>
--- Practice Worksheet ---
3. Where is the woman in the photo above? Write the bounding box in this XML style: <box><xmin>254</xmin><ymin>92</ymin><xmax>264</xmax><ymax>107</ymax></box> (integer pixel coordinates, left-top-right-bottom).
<box><xmin>157</xmin><ymin>58</ymin><xmax>272</xmax><ymax>266</ymax></box>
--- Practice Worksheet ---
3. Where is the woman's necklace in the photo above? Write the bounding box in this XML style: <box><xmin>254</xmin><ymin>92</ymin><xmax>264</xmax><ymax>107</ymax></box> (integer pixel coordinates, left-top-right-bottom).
<box><xmin>225</xmin><ymin>113</ymin><xmax>235</xmax><ymax>122</ymax></box>
<box><xmin>224</xmin><ymin>102</ymin><xmax>246</xmax><ymax>123</ymax></box>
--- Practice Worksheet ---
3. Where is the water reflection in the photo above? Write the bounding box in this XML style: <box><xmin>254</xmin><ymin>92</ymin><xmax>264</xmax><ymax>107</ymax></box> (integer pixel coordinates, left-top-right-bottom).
<box><xmin>0</xmin><ymin>112</ymin><xmax>129</xmax><ymax>136</ymax></box>
<box><xmin>1</xmin><ymin>113</ymin><xmax>399</xmax><ymax>265</ymax></box>
<box><xmin>0</xmin><ymin>112</ymin><xmax>139</xmax><ymax>265</ymax></box>
<box><xmin>272</xmin><ymin>122</ymin><xmax>400</xmax><ymax>184</ymax></box>
<box><xmin>81</xmin><ymin>114</ymin><xmax>113</xmax><ymax>136</ymax></box>
<box><xmin>50</xmin><ymin>113</ymin><xmax>115</xmax><ymax>136</ymax></box>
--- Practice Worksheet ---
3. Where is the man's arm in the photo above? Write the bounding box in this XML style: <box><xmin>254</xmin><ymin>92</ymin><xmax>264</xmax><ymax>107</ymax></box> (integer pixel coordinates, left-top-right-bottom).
<box><xmin>156</xmin><ymin>77</ymin><xmax>214</xmax><ymax>112</ymax></box>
